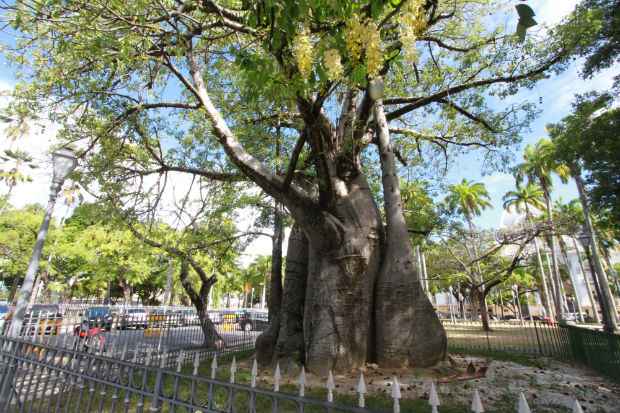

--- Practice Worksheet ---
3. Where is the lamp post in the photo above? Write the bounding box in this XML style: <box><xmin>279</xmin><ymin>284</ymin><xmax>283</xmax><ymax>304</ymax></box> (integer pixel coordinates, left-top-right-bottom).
<box><xmin>6</xmin><ymin>149</ymin><xmax>77</xmax><ymax>338</ymax></box>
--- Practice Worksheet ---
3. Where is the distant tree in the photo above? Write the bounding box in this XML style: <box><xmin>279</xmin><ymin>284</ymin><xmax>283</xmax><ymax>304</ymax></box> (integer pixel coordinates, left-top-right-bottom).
<box><xmin>502</xmin><ymin>182</ymin><xmax>554</xmax><ymax>319</ymax></box>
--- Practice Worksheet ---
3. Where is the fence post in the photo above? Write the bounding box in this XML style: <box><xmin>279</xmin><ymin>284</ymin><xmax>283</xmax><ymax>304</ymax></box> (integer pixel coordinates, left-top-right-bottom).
<box><xmin>150</xmin><ymin>362</ymin><xmax>165</xmax><ymax>412</ymax></box>
<box><xmin>0</xmin><ymin>340</ymin><xmax>19</xmax><ymax>410</ymax></box>
<box><xmin>533</xmin><ymin>321</ymin><xmax>543</xmax><ymax>356</ymax></box>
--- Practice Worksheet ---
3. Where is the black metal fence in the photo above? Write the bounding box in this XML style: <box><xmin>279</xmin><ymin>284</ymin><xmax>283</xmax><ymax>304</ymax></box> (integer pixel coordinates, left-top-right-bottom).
<box><xmin>0</xmin><ymin>336</ymin><xmax>372</xmax><ymax>413</ymax></box>
<box><xmin>1</xmin><ymin>306</ymin><xmax>265</xmax><ymax>361</ymax></box>
<box><xmin>443</xmin><ymin>320</ymin><xmax>620</xmax><ymax>382</ymax></box>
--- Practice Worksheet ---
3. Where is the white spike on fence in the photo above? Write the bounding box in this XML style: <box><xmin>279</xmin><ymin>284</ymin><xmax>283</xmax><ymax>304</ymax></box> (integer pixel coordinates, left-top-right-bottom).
<box><xmin>471</xmin><ymin>389</ymin><xmax>484</xmax><ymax>413</ymax></box>
<box><xmin>274</xmin><ymin>362</ymin><xmax>281</xmax><ymax>392</ymax></box>
<box><xmin>192</xmin><ymin>352</ymin><xmax>200</xmax><ymax>376</ymax></box>
<box><xmin>230</xmin><ymin>356</ymin><xmax>237</xmax><ymax>383</ymax></box>
<box><xmin>160</xmin><ymin>352</ymin><xmax>168</xmax><ymax>369</ymax></box>
<box><xmin>176</xmin><ymin>351</ymin><xmax>184</xmax><ymax>373</ymax></box>
<box><xmin>429</xmin><ymin>382</ymin><xmax>440</xmax><ymax>413</ymax></box>
<box><xmin>326</xmin><ymin>371</ymin><xmax>335</xmax><ymax>403</ymax></box>
<box><xmin>211</xmin><ymin>354</ymin><xmax>218</xmax><ymax>379</ymax></box>
<box><xmin>572</xmin><ymin>399</ymin><xmax>584</xmax><ymax>413</ymax></box>
<box><xmin>251</xmin><ymin>359</ymin><xmax>258</xmax><ymax>388</ymax></box>
<box><xmin>357</xmin><ymin>373</ymin><xmax>367</xmax><ymax>408</ymax></box>
<box><xmin>131</xmin><ymin>348</ymin><xmax>139</xmax><ymax>364</ymax></box>
<box><xmin>121</xmin><ymin>342</ymin><xmax>128</xmax><ymax>361</ymax></box>
<box><xmin>518</xmin><ymin>393</ymin><xmax>531</xmax><ymax>413</ymax></box>
<box><xmin>299</xmin><ymin>366</ymin><xmax>306</xmax><ymax>397</ymax></box>
<box><xmin>145</xmin><ymin>348</ymin><xmax>153</xmax><ymax>366</ymax></box>
<box><xmin>391</xmin><ymin>377</ymin><xmax>402</xmax><ymax>413</ymax></box>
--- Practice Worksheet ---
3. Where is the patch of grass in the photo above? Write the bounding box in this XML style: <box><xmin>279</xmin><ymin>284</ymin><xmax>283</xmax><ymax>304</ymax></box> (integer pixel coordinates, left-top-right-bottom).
<box><xmin>450</xmin><ymin>349</ymin><xmax>550</xmax><ymax>369</ymax></box>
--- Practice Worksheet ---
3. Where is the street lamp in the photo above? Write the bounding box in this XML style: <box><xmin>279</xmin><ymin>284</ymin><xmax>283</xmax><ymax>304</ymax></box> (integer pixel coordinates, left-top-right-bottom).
<box><xmin>576</xmin><ymin>230</ymin><xmax>616</xmax><ymax>332</ymax></box>
<box><xmin>6</xmin><ymin>148</ymin><xmax>77</xmax><ymax>338</ymax></box>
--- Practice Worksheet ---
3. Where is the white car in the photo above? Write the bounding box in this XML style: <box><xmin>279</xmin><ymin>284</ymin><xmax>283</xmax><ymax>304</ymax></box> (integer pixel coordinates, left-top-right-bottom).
<box><xmin>118</xmin><ymin>308</ymin><xmax>148</xmax><ymax>329</ymax></box>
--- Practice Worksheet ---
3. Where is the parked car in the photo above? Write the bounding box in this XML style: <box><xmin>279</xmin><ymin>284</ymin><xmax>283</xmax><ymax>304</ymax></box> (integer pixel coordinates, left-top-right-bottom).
<box><xmin>22</xmin><ymin>304</ymin><xmax>63</xmax><ymax>336</ymax></box>
<box><xmin>238</xmin><ymin>310</ymin><xmax>269</xmax><ymax>332</ymax></box>
<box><xmin>0</xmin><ymin>305</ymin><xmax>9</xmax><ymax>334</ymax></box>
<box><xmin>78</xmin><ymin>307</ymin><xmax>114</xmax><ymax>331</ymax></box>
<box><xmin>118</xmin><ymin>308</ymin><xmax>148</xmax><ymax>329</ymax></box>
<box><xmin>208</xmin><ymin>311</ymin><xmax>222</xmax><ymax>324</ymax></box>
<box><xmin>175</xmin><ymin>309</ymin><xmax>199</xmax><ymax>326</ymax></box>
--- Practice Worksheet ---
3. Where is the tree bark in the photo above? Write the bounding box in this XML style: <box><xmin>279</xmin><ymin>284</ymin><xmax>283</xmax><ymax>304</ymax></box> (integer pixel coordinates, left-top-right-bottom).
<box><xmin>274</xmin><ymin>225</ymin><xmax>309</xmax><ymax>367</ymax></box>
<box><xmin>372</xmin><ymin>88</ymin><xmax>447</xmax><ymax>368</ymax></box>
<box><xmin>178</xmin><ymin>259</ymin><xmax>222</xmax><ymax>347</ymax></box>
<box><xmin>543</xmin><ymin>190</ymin><xmax>566</xmax><ymax>320</ymax></box>
<box><xmin>573</xmin><ymin>168</ymin><xmax>618</xmax><ymax>331</ymax></box>
<box><xmin>573</xmin><ymin>237</ymin><xmax>600</xmax><ymax>323</ymax></box>
<box><xmin>297</xmin><ymin>174</ymin><xmax>383</xmax><ymax>373</ymax></box>
<box><xmin>255</xmin><ymin>202</ymin><xmax>284</xmax><ymax>365</ymax></box>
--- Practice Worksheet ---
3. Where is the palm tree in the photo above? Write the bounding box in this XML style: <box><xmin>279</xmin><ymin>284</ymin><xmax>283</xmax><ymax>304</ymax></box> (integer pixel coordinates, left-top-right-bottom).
<box><xmin>0</xmin><ymin>149</ymin><xmax>37</xmax><ymax>200</ymax></box>
<box><xmin>515</xmin><ymin>139</ymin><xmax>570</xmax><ymax>320</ymax></box>
<box><xmin>446</xmin><ymin>179</ymin><xmax>492</xmax><ymax>232</ymax></box>
<box><xmin>502</xmin><ymin>183</ymin><xmax>554</xmax><ymax>320</ymax></box>
<box><xmin>446</xmin><ymin>179</ymin><xmax>492</xmax><ymax>330</ymax></box>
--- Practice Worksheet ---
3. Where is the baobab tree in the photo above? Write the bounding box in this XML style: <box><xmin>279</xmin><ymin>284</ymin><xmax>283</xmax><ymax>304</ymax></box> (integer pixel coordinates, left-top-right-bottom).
<box><xmin>1</xmin><ymin>1</ymin><xmax>589</xmax><ymax>371</ymax></box>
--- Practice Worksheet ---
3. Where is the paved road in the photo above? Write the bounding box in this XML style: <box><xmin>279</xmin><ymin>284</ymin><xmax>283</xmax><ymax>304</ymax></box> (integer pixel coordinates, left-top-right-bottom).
<box><xmin>38</xmin><ymin>324</ymin><xmax>260</xmax><ymax>355</ymax></box>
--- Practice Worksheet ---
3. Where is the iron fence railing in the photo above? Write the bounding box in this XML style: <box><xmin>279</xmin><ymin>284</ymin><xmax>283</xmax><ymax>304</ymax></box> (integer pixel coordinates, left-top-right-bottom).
<box><xmin>442</xmin><ymin>319</ymin><xmax>573</xmax><ymax>360</ymax></box>
<box><xmin>0</xmin><ymin>306</ymin><xmax>266</xmax><ymax>371</ymax></box>
<box><xmin>443</xmin><ymin>319</ymin><xmax>620</xmax><ymax>382</ymax></box>
<box><xmin>566</xmin><ymin>325</ymin><xmax>620</xmax><ymax>382</ymax></box>
<box><xmin>0</xmin><ymin>336</ymin><xmax>373</xmax><ymax>413</ymax></box>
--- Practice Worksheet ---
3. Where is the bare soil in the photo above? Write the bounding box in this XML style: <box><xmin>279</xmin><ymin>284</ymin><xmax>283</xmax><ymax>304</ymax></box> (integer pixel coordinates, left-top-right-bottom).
<box><xmin>237</xmin><ymin>354</ymin><xmax>620</xmax><ymax>412</ymax></box>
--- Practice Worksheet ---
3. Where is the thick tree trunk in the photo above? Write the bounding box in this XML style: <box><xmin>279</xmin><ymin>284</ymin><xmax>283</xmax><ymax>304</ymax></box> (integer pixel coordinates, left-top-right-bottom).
<box><xmin>296</xmin><ymin>174</ymin><xmax>383</xmax><ymax>373</ymax></box>
<box><xmin>373</xmin><ymin>91</ymin><xmax>446</xmax><ymax>368</ymax></box>
<box><xmin>273</xmin><ymin>225</ymin><xmax>309</xmax><ymax>367</ymax></box>
<box><xmin>255</xmin><ymin>203</ymin><xmax>284</xmax><ymax>365</ymax></box>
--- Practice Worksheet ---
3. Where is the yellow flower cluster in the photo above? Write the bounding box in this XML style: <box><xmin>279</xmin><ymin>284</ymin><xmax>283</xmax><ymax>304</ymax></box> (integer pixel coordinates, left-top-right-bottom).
<box><xmin>365</xmin><ymin>21</ymin><xmax>382</xmax><ymax>78</ymax></box>
<box><xmin>292</xmin><ymin>29</ymin><xmax>313</xmax><ymax>79</ymax></box>
<box><xmin>345</xmin><ymin>14</ymin><xmax>365</xmax><ymax>62</ymax></box>
<box><xmin>345</xmin><ymin>14</ymin><xmax>383</xmax><ymax>79</ymax></box>
<box><xmin>323</xmin><ymin>48</ymin><xmax>343</xmax><ymax>80</ymax></box>
<box><xmin>400</xmin><ymin>0</ymin><xmax>427</xmax><ymax>63</ymax></box>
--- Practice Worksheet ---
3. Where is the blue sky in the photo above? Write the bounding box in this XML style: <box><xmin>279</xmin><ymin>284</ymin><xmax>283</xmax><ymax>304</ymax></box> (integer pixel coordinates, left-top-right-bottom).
<box><xmin>0</xmin><ymin>0</ymin><xmax>617</xmax><ymax>233</ymax></box>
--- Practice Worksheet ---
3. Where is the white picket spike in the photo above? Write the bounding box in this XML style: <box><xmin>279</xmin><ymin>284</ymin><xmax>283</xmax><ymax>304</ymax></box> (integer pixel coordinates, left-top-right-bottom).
<box><xmin>121</xmin><ymin>342</ymin><xmax>128</xmax><ymax>361</ymax></box>
<box><xmin>176</xmin><ymin>351</ymin><xmax>184</xmax><ymax>373</ymax></box>
<box><xmin>251</xmin><ymin>359</ymin><xmax>258</xmax><ymax>388</ymax></box>
<box><xmin>326</xmin><ymin>371</ymin><xmax>335</xmax><ymax>403</ymax></box>
<box><xmin>145</xmin><ymin>348</ymin><xmax>153</xmax><ymax>366</ymax></box>
<box><xmin>391</xmin><ymin>376</ymin><xmax>402</xmax><ymax>413</ymax></box>
<box><xmin>160</xmin><ymin>352</ymin><xmax>168</xmax><ymax>369</ymax></box>
<box><xmin>299</xmin><ymin>366</ymin><xmax>306</xmax><ymax>397</ymax></box>
<box><xmin>230</xmin><ymin>356</ymin><xmax>237</xmax><ymax>383</ymax></box>
<box><xmin>471</xmin><ymin>389</ymin><xmax>484</xmax><ymax>413</ymax></box>
<box><xmin>211</xmin><ymin>354</ymin><xmax>218</xmax><ymax>379</ymax></box>
<box><xmin>518</xmin><ymin>393</ymin><xmax>531</xmax><ymax>413</ymax></box>
<box><xmin>572</xmin><ymin>399</ymin><xmax>584</xmax><ymax>413</ymax></box>
<box><xmin>429</xmin><ymin>382</ymin><xmax>440</xmax><ymax>409</ymax></box>
<box><xmin>357</xmin><ymin>372</ymin><xmax>367</xmax><ymax>408</ymax></box>
<box><xmin>193</xmin><ymin>352</ymin><xmax>200</xmax><ymax>376</ymax></box>
<box><xmin>274</xmin><ymin>362</ymin><xmax>281</xmax><ymax>392</ymax></box>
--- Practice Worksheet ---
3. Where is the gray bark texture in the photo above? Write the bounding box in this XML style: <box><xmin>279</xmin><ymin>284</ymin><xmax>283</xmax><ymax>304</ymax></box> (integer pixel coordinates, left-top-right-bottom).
<box><xmin>274</xmin><ymin>224</ymin><xmax>309</xmax><ymax>368</ymax></box>
<box><xmin>372</xmin><ymin>90</ymin><xmax>447</xmax><ymax>367</ymax></box>
<box><xmin>255</xmin><ymin>203</ymin><xmax>284</xmax><ymax>365</ymax></box>
<box><xmin>301</xmin><ymin>174</ymin><xmax>383</xmax><ymax>373</ymax></box>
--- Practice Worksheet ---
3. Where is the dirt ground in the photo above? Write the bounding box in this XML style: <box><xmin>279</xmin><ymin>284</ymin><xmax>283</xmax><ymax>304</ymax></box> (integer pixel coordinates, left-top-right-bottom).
<box><xmin>236</xmin><ymin>355</ymin><xmax>620</xmax><ymax>412</ymax></box>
